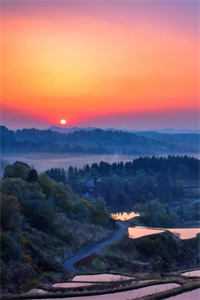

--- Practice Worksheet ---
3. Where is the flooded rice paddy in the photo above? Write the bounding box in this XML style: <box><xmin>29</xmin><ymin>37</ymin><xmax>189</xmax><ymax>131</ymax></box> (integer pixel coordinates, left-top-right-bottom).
<box><xmin>166</xmin><ymin>288</ymin><xmax>200</xmax><ymax>299</ymax></box>
<box><xmin>182</xmin><ymin>270</ymin><xmax>200</xmax><ymax>277</ymax></box>
<box><xmin>72</xmin><ymin>274</ymin><xmax>133</xmax><ymax>282</ymax></box>
<box><xmin>44</xmin><ymin>283</ymin><xmax>180</xmax><ymax>300</ymax></box>
<box><xmin>52</xmin><ymin>282</ymin><xmax>93</xmax><ymax>288</ymax></box>
<box><xmin>128</xmin><ymin>226</ymin><xmax>200</xmax><ymax>240</ymax></box>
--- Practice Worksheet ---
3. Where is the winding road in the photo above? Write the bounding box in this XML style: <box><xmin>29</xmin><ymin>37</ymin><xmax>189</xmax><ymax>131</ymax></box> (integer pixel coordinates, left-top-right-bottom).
<box><xmin>64</xmin><ymin>221</ymin><xmax>129</xmax><ymax>273</ymax></box>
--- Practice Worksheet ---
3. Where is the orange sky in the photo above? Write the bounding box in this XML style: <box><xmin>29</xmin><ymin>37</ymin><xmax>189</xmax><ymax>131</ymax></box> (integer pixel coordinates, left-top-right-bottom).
<box><xmin>0</xmin><ymin>1</ymin><xmax>199</xmax><ymax>129</ymax></box>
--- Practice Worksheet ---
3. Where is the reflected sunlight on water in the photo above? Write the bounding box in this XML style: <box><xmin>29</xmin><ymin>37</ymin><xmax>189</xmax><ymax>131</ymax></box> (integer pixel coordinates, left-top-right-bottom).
<box><xmin>128</xmin><ymin>226</ymin><xmax>200</xmax><ymax>239</ymax></box>
<box><xmin>182</xmin><ymin>270</ymin><xmax>200</xmax><ymax>277</ymax></box>
<box><xmin>111</xmin><ymin>212</ymin><xmax>140</xmax><ymax>221</ymax></box>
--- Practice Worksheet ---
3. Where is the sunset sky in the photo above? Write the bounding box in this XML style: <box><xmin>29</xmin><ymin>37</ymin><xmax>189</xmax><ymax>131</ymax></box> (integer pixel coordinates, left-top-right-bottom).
<box><xmin>0</xmin><ymin>0</ymin><xmax>199</xmax><ymax>129</ymax></box>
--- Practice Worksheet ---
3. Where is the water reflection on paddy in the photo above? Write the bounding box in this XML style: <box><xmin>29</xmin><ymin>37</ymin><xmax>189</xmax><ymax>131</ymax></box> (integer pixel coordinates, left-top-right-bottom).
<box><xmin>166</xmin><ymin>288</ymin><xmax>200</xmax><ymax>299</ymax></box>
<box><xmin>44</xmin><ymin>283</ymin><xmax>179</xmax><ymax>300</ymax></box>
<box><xmin>128</xmin><ymin>226</ymin><xmax>200</xmax><ymax>239</ymax></box>
<box><xmin>111</xmin><ymin>212</ymin><xmax>139</xmax><ymax>221</ymax></box>
<box><xmin>53</xmin><ymin>282</ymin><xmax>93</xmax><ymax>288</ymax></box>
<box><xmin>182</xmin><ymin>270</ymin><xmax>200</xmax><ymax>277</ymax></box>
<box><xmin>73</xmin><ymin>274</ymin><xmax>133</xmax><ymax>282</ymax></box>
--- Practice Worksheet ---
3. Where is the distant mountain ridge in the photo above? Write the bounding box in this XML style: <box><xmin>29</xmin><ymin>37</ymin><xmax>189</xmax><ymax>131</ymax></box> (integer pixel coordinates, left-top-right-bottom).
<box><xmin>49</xmin><ymin>126</ymin><xmax>98</xmax><ymax>134</ymax></box>
<box><xmin>50</xmin><ymin>126</ymin><xmax>200</xmax><ymax>135</ymax></box>
<box><xmin>1</xmin><ymin>125</ymin><xmax>200</xmax><ymax>155</ymax></box>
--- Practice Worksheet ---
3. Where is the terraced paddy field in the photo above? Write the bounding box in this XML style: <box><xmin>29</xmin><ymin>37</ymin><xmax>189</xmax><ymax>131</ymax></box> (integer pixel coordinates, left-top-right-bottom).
<box><xmin>52</xmin><ymin>274</ymin><xmax>133</xmax><ymax>289</ymax></box>
<box><xmin>52</xmin><ymin>282</ymin><xmax>93</xmax><ymax>288</ymax></box>
<box><xmin>45</xmin><ymin>283</ymin><xmax>180</xmax><ymax>299</ymax></box>
<box><xmin>182</xmin><ymin>270</ymin><xmax>200</xmax><ymax>277</ymax></box>
<box><xmin>2</xmin><ymin>273</ymin><xmax>200</xmax><ymax>300</ymax></box>
<box><xmin>72</xmin><ymin>274</ymin><xmax>133</xmax><ymax>282</ymax></box>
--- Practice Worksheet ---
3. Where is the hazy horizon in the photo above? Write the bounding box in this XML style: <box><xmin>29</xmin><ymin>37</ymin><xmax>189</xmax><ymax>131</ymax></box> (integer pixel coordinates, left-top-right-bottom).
<box><xmin>1</xmin><ymin>123</ymin><xmax>200</xmax><ymax>133</ymax></box>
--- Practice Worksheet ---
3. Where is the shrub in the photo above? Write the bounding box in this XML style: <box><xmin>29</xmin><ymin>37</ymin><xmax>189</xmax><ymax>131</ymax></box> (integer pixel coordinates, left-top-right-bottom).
<box><xmin>4</xmin><ymin>162</ymin><xmax>30</xmax><ymax>180</ymax></box>
<box><xmin>0</xmin><ymin>233</ymin><xmax>22</xmax><ymax>261</ymax></box>
<box><xmin>27</xmin><ymin>169</ymin><xmax>38</xmax><ymax>182</ymax></box>
<box><xmin>0</xmin><ymin>193</ymin><xmax>21</xmax><ymax>231</ymax></box>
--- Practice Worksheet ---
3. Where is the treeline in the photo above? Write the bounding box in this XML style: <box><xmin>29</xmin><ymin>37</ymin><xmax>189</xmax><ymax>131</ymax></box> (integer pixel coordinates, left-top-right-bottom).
<box><xmin>67</xmin><ymin>155</ymin><xmax>199</xmax><ymax>179</ymax></box>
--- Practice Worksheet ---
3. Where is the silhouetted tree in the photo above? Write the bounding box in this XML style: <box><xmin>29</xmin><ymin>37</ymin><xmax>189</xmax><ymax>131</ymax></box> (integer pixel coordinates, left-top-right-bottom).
<box><xmin>27</xmin><ymin>169</ymin><xmax>38</xmax><ymax>182</ymax></box>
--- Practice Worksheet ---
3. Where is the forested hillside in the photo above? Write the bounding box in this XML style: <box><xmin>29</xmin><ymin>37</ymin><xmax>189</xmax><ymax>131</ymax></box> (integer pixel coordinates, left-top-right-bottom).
<box><xmin>0</xmin><ymin>162</ymin><xmax>113</xmax><ymax>293</ymax></box>
<box><xmin>1</xmin><ymin>126</ymin><xmax>200</xmax><ymax>154</ymax></box>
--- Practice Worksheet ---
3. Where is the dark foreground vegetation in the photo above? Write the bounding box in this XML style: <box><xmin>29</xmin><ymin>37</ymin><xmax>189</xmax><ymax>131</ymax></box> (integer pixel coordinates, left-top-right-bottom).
<box><xmin>0</xmin><ymin>162</ymin><xmax>113</xmax><ymax>293</ymax></box>
<box><xmin>48</xmin><ymin>156</ymin><xmax>200</xmax><ymax>226</ymax></box>
<box><xmin>1</xmin><ymin>157</ymin><xmax>199</xmax><ymax>295</ymax></box>
<box><xmin>83</xmin><ymin>232</ymin><xmax>200</xmax><ymax>275</ymax></box>
<box><xmin>1</xmin><ymin>125</ymin><xmax>200</xmax><ymax>154</ymax></box>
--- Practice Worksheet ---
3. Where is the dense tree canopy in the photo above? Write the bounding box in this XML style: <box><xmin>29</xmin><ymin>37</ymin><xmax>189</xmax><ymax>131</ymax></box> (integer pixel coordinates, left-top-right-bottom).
<box><xmin>55</xmin><ymin>156</ymin><xmax>200</xmax><ymax>225</ymax></box>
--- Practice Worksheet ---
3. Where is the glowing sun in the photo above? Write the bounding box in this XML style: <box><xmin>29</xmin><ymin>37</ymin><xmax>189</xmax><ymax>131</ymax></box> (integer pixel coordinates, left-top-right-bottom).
<box><xmin>60</xmin><ymin>119</ymin><xmax>67</xmax><ymax>125</ymax></box>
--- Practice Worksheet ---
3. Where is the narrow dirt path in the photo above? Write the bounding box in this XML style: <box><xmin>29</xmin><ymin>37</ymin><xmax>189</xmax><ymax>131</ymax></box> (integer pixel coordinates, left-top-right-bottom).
<box><xmin>64</xmin><ymin>221</ymin><xmax>128</xmax><ymax>272</ymax></box>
